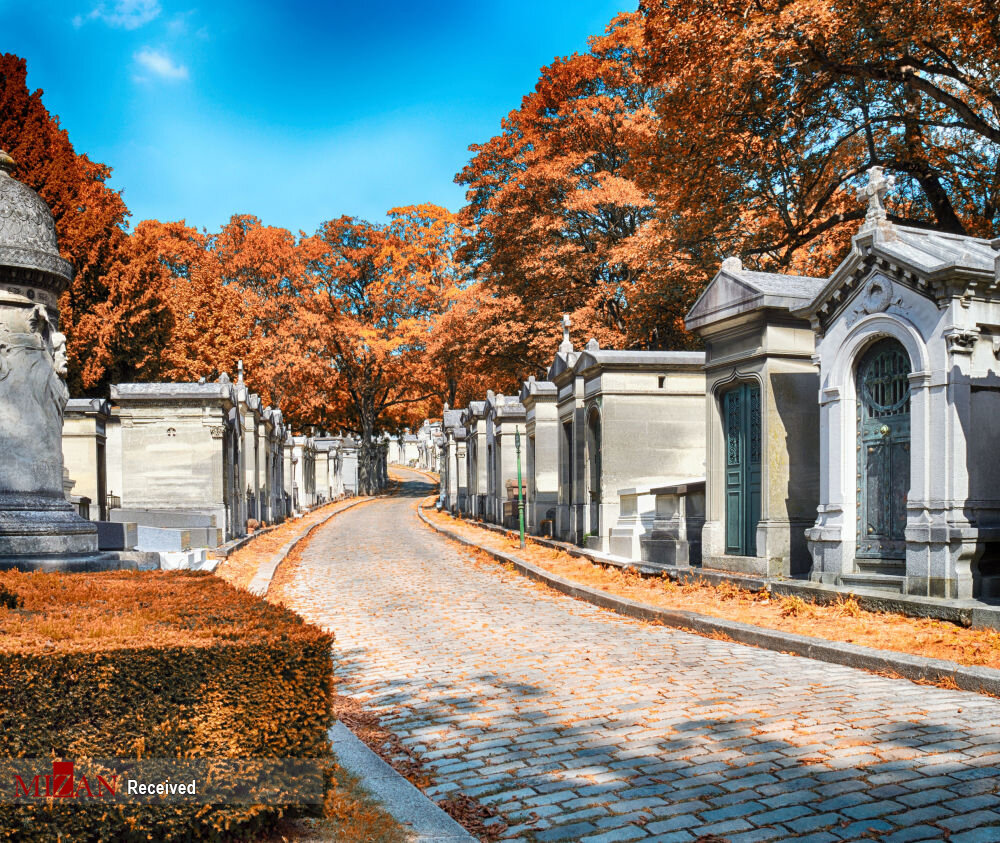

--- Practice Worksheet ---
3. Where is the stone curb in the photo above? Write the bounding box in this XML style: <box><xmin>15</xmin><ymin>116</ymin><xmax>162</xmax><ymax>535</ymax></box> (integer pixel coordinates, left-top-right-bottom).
<box><xmin>209</xmin><ymin>522</ymin><xmax>282</xmax><ymax>560</ymax></box>
<box><xmin>448</xmin><ymin>513</ymin><xmax>1000</xmax><ymax>630</ymax></box>
<box><xmin>247</xmin><ymin>497</ymin><xmax>375</xmax><ymax>596</ymax></box>
<box><xmin>328</xmin><ymin>723</ymin><xmax>476</xmax><ymax>842</ymax></box>
<box><xmin>417</xmin><ymin>505</ymin><xmax>1000</xmax><ymax>698</ymax></box>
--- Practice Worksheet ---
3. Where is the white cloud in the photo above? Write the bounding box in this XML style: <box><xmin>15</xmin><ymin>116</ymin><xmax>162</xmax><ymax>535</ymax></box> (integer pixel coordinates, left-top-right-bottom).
<box><xmin>134</xmin><ymin>47</ymin><xmax>189</xmax><ymax>81</ymax></box>
<box><xmin>74</xmin><ymin>0</ymin><xmax>162</xmax><ymax>30</ymax></box>
<box><xmin>166</xmin><ymin>11</ymin><xmax>209</xmax><ymax>39</ymax></box>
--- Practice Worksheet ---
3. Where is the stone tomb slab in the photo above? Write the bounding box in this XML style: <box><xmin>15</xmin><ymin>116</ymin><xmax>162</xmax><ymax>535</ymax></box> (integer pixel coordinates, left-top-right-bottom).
<box><xmin>95</xmin><ymin>521</ymin><xmax>138</xmax><ymax>551</ymax></box>
<box><xmin>135</xmin><ymin>525</ymin><xmax>222</xmax><ymax>552</ymax></box>
<box><xmin>110</xmin><ymin>508</ymin><xmax>217</xmax><ymax>528</ymax></box>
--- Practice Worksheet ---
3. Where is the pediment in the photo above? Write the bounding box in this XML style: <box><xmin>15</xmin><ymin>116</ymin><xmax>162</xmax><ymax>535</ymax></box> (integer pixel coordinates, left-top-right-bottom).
<box><xmin>833</xmin><ymin>269</ymin><xmax>931</xmax><ymax>331</ymax></box>
<box><xmin>796</xmin><ymin>222</ymin><xmax>996</xmax><ymax>332</ymax></box>
<box><xmin>686</xmin><ymin>270</ymin><xmax>762</xmax><ymax>325</ymax></box>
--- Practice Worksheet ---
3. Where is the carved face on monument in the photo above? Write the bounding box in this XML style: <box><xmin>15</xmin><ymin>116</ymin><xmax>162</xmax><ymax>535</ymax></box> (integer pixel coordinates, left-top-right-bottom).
<box><xmin>51</xmin><ymin>331</ymin><xmax>67</xmax><ymax>377</ymax></box>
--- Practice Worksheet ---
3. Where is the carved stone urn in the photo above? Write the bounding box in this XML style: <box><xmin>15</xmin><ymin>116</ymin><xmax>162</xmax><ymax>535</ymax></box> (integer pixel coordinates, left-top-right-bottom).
<box><xmin>0</xmin><ymin>150</ymin><xmax>119</xmax><ymax>568</ymax></box>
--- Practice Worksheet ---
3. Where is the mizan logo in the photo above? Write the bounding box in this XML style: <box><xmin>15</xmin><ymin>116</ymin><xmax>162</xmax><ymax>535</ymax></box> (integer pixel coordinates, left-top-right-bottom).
<box><xmin>15</xmin><ymin>761</ymin><xmax>119</xmax><ymax>799</ymax></box>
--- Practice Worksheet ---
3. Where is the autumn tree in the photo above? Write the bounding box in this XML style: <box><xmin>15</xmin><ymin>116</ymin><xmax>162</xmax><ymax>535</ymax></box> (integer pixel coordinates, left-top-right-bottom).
<box><xmin>455</xmin><ymin>12</ymin><xmax>678</xmax><ymax>388</ymax></box>
<box><xmin>285</xmin><ymin>205</ymin><xmax>461</xmax><ymax>492</ymax></box>
<box><xmin>638</xmin><ymin>0</ymin><xmax>1000</xmax><ymax>275</ymax></box>
<box><xmin>0</xmin><ymin>53</ymin><xmax>170</xmax><ymax>394</ymax></box>
<box><xmin>129</xmin><ymin>215</ymin><xmax>322</xmax><ymax>423</ymax></box>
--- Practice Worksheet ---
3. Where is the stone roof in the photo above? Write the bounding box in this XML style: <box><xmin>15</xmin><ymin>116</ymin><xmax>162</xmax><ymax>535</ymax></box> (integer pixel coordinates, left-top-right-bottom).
<box><xmin>520</xmin><ymin>377</ymin><xmax>558</xmax><ymax>404</ymax></box>
<box><xmin>443</xmin><ymin>409</ymin><xmax>464</xmax><ymax>429</ymax></box>
<box><xmin>796</xmin><ymin>221</ymin><xmax>1000</xmax><ymax>326</ymax></box>
<box><xmin>111</xmin><ymin>381</ymin><xmax>235</xmax><ymax>403</ymax></box>
<box><xmin>869</xmin><ymin>224</ymin><xmax>995</xmax><ymax>277</ymax></box>
<box><xmin>574</xmin><ymin>348</ymin><xmax>705</xmax><ymax>374</ymax></box>
<box><xmin>686</xmin><ymin>257</ymin><xmax>826</xmax><ymax>332</ymax></box>
<box><xmin>547</xmin><ymin>349</ymin><xmax>579</xmax><ymax>383</ymax></box>
<box><xmin>493</xmin><ymin>397</ymin><xmax>526</xmax><ymax>422</ymax></box>
<box><xmin>65</xmin><ymin>397</ymin><xmax>111</xmax><ymax>416</ymax></box>
<box><xmin>463</xmin><ymin>400</ymin><xmax>487</xmax><ymax>420</ymax></box>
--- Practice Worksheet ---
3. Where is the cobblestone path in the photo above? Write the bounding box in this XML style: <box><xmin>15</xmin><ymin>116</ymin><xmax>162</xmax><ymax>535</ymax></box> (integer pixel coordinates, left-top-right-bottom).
<box><xmin>281</xmin><ymin>470</ymin><xmax>1000</xmax><ymax>842</ymax></box>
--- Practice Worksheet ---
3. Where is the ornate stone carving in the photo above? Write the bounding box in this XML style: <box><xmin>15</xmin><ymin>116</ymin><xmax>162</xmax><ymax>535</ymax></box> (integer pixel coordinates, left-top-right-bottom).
<box><xmin>945</xmin><ymin>327</ymin><xmax>980</xmax><ymax>354</ymax></box>
<box><xmin>0</xmin><ymin>152</ymin><xmax>108</xmax><ymax>566</ymax></box>
<box><xmin>0</xmin><ymin>152</ymin><xmax>72</xmax><ymax>296</ymax></box>
<box><xmin>210</xmin><ymin>426</ymin><xmax>225</xmax><ymax>439</ymax></box>
<box><xmin>846</xmin><ymin>275</ymin><xmax>905</xmax><ymax>326</ymax></box>
<box><xmin>859</xmin><ymin>165</ymin><xmax>895</xmax><ymax>223</ymax></box>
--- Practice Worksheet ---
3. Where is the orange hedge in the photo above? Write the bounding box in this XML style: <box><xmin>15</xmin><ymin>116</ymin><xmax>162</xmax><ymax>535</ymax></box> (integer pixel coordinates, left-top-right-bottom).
<box><xmin>0</xmin><ymin>569</ymin><xmax>334</xmax><ymax>841</ymax></box>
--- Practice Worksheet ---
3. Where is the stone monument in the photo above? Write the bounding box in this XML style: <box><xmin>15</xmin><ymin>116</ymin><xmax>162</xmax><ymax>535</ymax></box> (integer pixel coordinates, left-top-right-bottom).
<box><xmin>0</xmin><ymin>150</ymin><xmax>128</xmax><ymax>570</ymax></box>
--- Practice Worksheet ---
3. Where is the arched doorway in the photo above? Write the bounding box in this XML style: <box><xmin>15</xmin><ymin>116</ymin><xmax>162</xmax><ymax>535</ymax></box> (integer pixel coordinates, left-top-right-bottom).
<box><xmin>723</xmin><ymin>382</ymin><xmax>761</xmax><ymax>556</ymax></box>
<box><xmin>856</xmin><ymin>337</ymin><xmax>911</xmax><ymax>562</ymax></box>
<box><xmin>586</xmin><ymin>408</ymin><xmax>601</xmax><ymax>536</ymax></box>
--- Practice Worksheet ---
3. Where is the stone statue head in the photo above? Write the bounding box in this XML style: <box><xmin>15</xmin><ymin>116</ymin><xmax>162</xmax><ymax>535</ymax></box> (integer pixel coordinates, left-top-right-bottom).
<box><xmin>28</xmin><ymin>304</ymin><xmax>53</xmax><ymax>345</ymax></box>
<box><xmin>51</xmin><ymin>331</ymin><xmax>67</xmax><ymax>377</ymax></box>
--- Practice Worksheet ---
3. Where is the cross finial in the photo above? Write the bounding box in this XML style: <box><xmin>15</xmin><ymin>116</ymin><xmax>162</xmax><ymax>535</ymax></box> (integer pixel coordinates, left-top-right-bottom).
<box><xmin>237</xmin><ymin>359</ymin><xmax>244</xmax><ymax>385</ymax></box>
<box><xmin>860</xmin><ymin>165</ymin><xmax>895</xmax><ymax>223</ymax></box>
<box><xmin>559</xmin><ymin>313</ymin><xmax>573</xmax><ymax>353</ymax></box>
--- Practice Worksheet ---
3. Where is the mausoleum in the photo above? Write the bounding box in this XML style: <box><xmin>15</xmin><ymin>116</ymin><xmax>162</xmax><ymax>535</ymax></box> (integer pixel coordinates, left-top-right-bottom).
<box><xmin>799</xmin><ymin>167</ymin><xmax>1000</xmax><ymax>598</ymax></box>
<box><xmin>570</xmin><ymin>341</ymin><xmax>706</xmax><ymax>553</ymax></box>
<box><xmin>520</xmin><ymin>376</ymin><xmax>559</xmax><ymax>535</ymax></box>
<box><xmin>109</xmin><ymin>377</ymin><xmax>244</xmax><ymax>548</ymax></box>
<box><xmin>485</xmin><ymin>392</ymin><xmax>526</xmax><ymax>527</ymax></box>
<box><xmin>62</xmin><ymin>397</ymin><xmax>111</xmax><ymax>522</ymax></box>
<box><xmin>462</xmin><ymin>401</ymin><xmax>489</xmax><ymax>517</ymax></box>
<box><xmin>686</xmin><ymin>257</ymin><xmax>825</xmax><ymax>576</ymax></box>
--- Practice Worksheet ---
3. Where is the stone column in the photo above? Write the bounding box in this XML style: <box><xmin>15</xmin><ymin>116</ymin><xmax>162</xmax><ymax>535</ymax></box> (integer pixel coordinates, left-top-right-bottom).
<box><xmin>0</xmin><ymin>150</ymin><xmax>121</xmax><ymax>568</ymax></box>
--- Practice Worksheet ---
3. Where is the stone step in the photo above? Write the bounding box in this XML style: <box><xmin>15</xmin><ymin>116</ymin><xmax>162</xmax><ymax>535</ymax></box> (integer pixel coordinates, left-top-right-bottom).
<box><xmin>854</xmin><ymin>557</ymin><xmax>906</xmax><ymax>576</ymax></box>
<box><xmin>840</xmin><ymin>572</ymin><xmax>906</xmax><ymax>594</ymax></box>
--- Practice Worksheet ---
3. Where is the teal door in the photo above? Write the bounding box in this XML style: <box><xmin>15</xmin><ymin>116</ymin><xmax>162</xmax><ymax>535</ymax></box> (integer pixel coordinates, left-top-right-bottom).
<box><xmin>857</xmin><ymin>339</ymin><xmax>911</xmax><ymax>559</ymax></box>
<box><xmin>724</xmin><ymin>383</ymin><xmax>761</xmax><ymax>556</ymax></box>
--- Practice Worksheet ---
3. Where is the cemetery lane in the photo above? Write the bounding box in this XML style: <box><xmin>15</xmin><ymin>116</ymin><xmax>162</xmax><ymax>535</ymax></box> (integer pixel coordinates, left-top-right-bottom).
<box><xmin>280</xmin><ymin>468</ymin><xmax>1000</xmax><ymax>843</ymax></box>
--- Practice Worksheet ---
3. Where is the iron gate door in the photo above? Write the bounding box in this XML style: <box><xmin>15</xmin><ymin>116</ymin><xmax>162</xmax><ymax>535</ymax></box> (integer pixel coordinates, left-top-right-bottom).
<box><xmin>857</xmin><ymin>338</ymin><xmax>911</xmax><ymax>559</ymax></box>
<box><xmin>724</xmin><ymin>382</ymin><xmax>761</xmax><ymax>556</ymax></box>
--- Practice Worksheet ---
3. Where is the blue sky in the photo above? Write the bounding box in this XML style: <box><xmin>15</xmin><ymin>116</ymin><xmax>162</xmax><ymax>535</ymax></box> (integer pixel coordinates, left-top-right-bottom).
<box><xmin>2</xmin><ymin>0</ymin><xmax>635</xmax><ymax>234</ymax></box>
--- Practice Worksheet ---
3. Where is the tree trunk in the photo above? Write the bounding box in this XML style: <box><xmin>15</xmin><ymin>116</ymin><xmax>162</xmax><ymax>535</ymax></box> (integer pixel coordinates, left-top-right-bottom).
<box><xmin>357</xmin><ymin>419</ymin><xmax>378</xmax><ymax>496</ymax></box>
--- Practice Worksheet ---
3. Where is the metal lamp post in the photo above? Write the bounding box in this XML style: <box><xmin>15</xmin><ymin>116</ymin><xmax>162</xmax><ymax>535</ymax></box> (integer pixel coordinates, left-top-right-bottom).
<box><xmin>515</xmin><ymin>426</ymin><xmax>526</xmax><ymax>548</ymax></box>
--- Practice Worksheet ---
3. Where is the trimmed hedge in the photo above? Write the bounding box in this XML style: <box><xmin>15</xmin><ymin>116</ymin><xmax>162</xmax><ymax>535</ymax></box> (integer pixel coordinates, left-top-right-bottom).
<box><xmin>0</xmin><ymin>569</ymin><xmax>334</xmax><ymax>841</ymax></box>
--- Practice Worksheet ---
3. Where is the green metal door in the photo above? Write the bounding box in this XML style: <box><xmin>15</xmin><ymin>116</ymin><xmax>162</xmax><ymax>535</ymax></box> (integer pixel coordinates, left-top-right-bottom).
<box><xmin>857</xmin><ymin>339</ymin><xmax>911</xmax><ymax>559</ymax></box>
<box><xmin>724</xmin><ymin>383</ymin><xmax>761</xmax><ymax>556</ymax></box>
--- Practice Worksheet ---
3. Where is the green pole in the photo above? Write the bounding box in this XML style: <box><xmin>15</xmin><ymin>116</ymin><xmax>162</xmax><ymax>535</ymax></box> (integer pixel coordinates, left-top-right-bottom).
<box><xmin>515</xmin><ymin>426</ymin><xmax>525</xmax><ymax>549</ymax></box>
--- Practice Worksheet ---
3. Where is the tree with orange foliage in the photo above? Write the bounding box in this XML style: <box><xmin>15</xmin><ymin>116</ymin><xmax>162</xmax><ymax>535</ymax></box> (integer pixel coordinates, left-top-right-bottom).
<box><xmin>131</xmin><ymin>215</ymin><xmax>321</xmax><ymax>420</ymax></box>
<box><xmin>0</xmin><ymin>53</ymin><xmax>170</xmax><ymax>394</ymax></box>
<box><xmin>283</xmin><ymin>205</ymin><xmax>460</xmax><ymax>493</ymax></box>
<box><xmin>638</xmin><ymin>0</ymin><xmax>1000</xmax><ymax>276</ymax></box>
<box><xmin>454</xmin><ymin>12</ymin><xmax>701</xmax><ymax>393</ymax></box>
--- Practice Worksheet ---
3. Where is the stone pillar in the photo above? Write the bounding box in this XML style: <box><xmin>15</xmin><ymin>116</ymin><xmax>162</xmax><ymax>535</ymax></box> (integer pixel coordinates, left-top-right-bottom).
<box><xmin>0</xmin><ymin>150</ymin><xmax>122</xmax><ymax>569</ymax></box>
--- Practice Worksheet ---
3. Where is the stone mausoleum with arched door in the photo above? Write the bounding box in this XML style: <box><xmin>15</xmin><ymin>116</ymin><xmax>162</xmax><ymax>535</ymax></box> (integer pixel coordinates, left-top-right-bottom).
<box><xmin>799</xmin><ymin>171</ymin><xmax>1000</xmax><ymax>599</ymax></box>
<box><xmin>688</xmin><ymin>167</ymin><xmax>1000</xmax><ymax>601</ymax></box>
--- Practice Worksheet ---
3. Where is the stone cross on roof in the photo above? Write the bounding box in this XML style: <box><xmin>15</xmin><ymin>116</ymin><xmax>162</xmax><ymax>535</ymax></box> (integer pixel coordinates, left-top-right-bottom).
<box><xmin>860</xmin><ymin>165</ymin><xmax>895</xmax><ymax>223</ymax></box>
<box><xmin>559</xmin><ymin>313</ymin><xmax>573</xmax><ymax>353</ymax></box>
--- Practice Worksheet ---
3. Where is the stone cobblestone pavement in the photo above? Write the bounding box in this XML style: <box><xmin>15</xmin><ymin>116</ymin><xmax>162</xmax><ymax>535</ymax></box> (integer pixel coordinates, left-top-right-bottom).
<box><xmin>279</xmin><ymin>470</ymin><xmax>1000</xmax><ymax>842</ymax></box>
